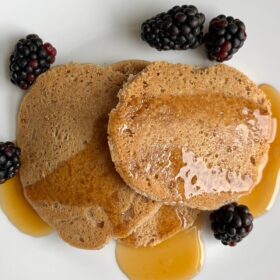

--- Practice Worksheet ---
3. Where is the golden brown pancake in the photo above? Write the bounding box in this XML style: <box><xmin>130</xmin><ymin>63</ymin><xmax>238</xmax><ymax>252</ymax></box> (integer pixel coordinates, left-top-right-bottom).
<box><xmin>108</xmin><ymin>62</ymin><xmax>276</xmax><ymax>210</ymax></box>
<box><xmin>18</xmin><ymin>62</ymin><xmax>163</xmax><ymax>249</ymax></box>
<box><xmin>120</xmin><ymin>205</ymin><xmax>199</xmax><ymax>247</ymax></box>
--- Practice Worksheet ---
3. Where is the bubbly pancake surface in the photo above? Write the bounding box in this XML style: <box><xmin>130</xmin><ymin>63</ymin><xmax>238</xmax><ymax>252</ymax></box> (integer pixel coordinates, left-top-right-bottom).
<box><xmin>108</xmin><ymin>62</ymin><xmax>276</xmax><ymax>210</ymax></box>
<box><xmin>18</xmin><ymin>62</ymin><xmax>164</xmax><ymax>249</ymax></box>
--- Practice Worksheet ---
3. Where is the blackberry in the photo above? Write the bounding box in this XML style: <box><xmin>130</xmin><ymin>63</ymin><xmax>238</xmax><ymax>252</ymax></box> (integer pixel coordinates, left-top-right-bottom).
<box><xmin>204</xmin><ymin>15</ymin><xmax>247</xmax><ymax>62</ymax></box>
<box><xmin>141</xmin><ymin>5</ymin><xmax>205</xmax><ymax>51</ymax></box>
<box><xmin>0</xmin><ymin>142</ymin><xmax>21</xmax><ymax>184</ymax></box>
<box><xmin>9</xmin><ymin>34</ymin><xmax>57</xmax><ymax>90</ymax></box>
<box><xmin>210</xmin><ymin>203</ymin><xmax>254</xmax><ymax>246</ymax></box>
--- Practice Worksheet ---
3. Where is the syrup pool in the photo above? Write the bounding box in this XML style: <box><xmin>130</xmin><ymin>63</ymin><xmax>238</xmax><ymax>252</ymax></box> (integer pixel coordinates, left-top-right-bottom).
<box><xmin>116</xmin><ymin>219</ymin><xmax>203</xmax><ymax>280</ymax></box>
<box><xmin>0</xmin><ymin>175</ymin><xmax>53</xmax><ymax>237</ymax></box>
<box><xmin>239</xmin><ymin>85</ymin><xmax>280</xmax><ymax>217</ymax></box>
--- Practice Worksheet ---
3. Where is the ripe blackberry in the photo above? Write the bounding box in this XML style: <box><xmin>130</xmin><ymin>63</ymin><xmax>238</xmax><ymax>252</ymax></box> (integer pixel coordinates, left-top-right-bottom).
<box><xmin>0</xmin><ymin>142</ymin><xmax>21</xmax><ymax>184</ymax></box>
<box><xmin>9</xmin><ymin>34</ymin><xmax>57</xmax><ymax>90</ymax></box>
<box><xmin>204</xmin><ymin>15</ymin><xmax>247</xmax><ymax>62</ymax></box>
<box><xmin>210</xmin><ymin>203</ymin><xmax>253</xmax><ymax>246</ymax></box>
<box><xmin>141</xmin><ymin>5</ymin><xmax>205</xmax><ymax>51</ymax></box>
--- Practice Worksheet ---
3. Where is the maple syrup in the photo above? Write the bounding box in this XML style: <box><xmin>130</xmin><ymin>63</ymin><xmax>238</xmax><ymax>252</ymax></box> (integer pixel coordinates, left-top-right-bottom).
<box><xmin>0</xmin><ymin>175</ymin><xmax>53</xmax><ymax>237</ymax></box>
<box><xmin>239</xmin><ymin>84</ymin><xmax>280</xmax><ymax>217</ymax></box>
<box><xmin>116</xmin><ymin>219</ymin><xmax>203</xmax><ymax>280</ymax></box>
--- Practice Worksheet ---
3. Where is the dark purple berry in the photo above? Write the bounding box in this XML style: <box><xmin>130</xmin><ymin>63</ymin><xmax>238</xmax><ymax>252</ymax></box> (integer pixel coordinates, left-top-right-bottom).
<box><xmin>9</xmin><ymin>34</ymin><xmax>57</xmax><ymax>90</ymax></box>
<box><xmin>210</xmin><ymin>203</ymin><xmax>254</xmax><ymax>246</ymax></box>
<box><xmin>0</xmin><ymin>142</ymin><xmax>21</xmax><ymax>184</ymax></box>
<box><xmin>204</xmin><ymin>16</ymin><xmax>247</xmax><ymax>62</ymax></box>
<box><xmin>141</xmin><ymin>5</ymin><xmax>205</xmax><ymax>51</ymax></box>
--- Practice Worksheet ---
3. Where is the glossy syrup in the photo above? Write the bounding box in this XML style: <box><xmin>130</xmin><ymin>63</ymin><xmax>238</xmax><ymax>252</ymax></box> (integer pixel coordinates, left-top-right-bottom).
<box><xmin>0</xmin><ymin>175</ymin><xmax>53</xmax><ymax>237</ymax></box>
<box><xmin>116</xmin><ymin>84</ymin><xmax>280</xmax><ymax>280</ymax></box>
<box><xmin>239</xmin><ymin>84</ymin><xmax>280</xmax><ymax>217</ymax></box>
<box><xmin>116</xmin><ymin>219</ymin><xmax>203</xmax><ymax>280</ymax></box>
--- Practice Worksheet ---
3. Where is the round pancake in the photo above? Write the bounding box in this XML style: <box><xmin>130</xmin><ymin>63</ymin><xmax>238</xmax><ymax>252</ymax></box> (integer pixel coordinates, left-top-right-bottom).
<box><xmin>108</xmin><ymin>62</ymin><xmax>276</xmax><ymax>210</ymax></box>
<box><xmin>18</xmin><ymin>62</ymin><xmax>162</xmax><ymax>249</ymax></box>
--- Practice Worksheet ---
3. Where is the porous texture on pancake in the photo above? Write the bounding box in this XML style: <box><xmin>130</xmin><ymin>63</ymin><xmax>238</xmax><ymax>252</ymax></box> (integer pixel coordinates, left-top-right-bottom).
<box><xmin>108</xmin><ymin>62</ymin><xmax>276</xmax><ymax>210</ymax></box>
<box><xmin>120</xmin><ymin>205</ymin><xmax>199</xmax><ymax>247</ymax></box>
<box><xmin>18</xmin><ymin>62</ymin><xmax>162</xmax><ymax>250</ymax></box>
<box><xmin>109</xmin><ymin>60</ymin><xmax>150</xmax><ymax>75</ymax></box>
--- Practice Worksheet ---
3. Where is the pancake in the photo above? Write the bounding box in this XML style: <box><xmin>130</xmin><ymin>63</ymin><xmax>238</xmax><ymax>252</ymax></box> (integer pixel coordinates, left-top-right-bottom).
<box><xmin>108</xmin><ymin>62</ymin><xmax>276</xmax><ymax>210</ymax></box>
<box><xmin>18</xmin><ymin>62</ymin><xmax>163</xmax><ymax>249</ymax></box>
<box><xmin>120</xmin><ymin>205</ymin><xmax>199</xmax><ymax>247</ymax></box>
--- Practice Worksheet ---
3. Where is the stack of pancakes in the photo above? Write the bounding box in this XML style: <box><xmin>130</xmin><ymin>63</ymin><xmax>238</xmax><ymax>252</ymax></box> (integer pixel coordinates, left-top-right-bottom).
<box><xmin>17</xmin><ymin>61</ymin><xmax>275</xmax><ymax>249</ymax></box>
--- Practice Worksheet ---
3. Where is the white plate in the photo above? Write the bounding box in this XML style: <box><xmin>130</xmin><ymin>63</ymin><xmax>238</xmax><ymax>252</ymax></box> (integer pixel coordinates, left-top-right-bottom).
<box><xmin>1</xmin><ymin>0</ymin><xmax>280</xmax><ymax>279</ymax></box>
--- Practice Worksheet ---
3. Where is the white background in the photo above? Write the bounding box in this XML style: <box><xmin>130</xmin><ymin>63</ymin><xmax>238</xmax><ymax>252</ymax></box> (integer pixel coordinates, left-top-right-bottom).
<box><xmin>0</xmin><ymin>0</ymin><xmax>280</xmax><ymax>279</ymax></box>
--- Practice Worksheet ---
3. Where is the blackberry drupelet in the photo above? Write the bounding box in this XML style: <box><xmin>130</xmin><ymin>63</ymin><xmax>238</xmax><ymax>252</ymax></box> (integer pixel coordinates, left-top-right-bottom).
<box><xmin>141</xmin><ymin>5</ymin><xmax>205</xmax><ymax>51</ymax></box>
<box><xmin>210</xmin><ymin>203</ymin><xmax>253</xmax><ymax>246</ymax></box>
<box><xmin>0</xmin><ymin>142</ymin><xmax>21</xmax><ymax>184</ymax></box>
<box><xmin>204</xmin><ymin>15</ymin><xmax>247</xmax><ymax>62</ymax></box>
<box><xmin>9</xmin><ymin>34</ymin><xmax>57</xmax><ymax>90</ymax></box>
